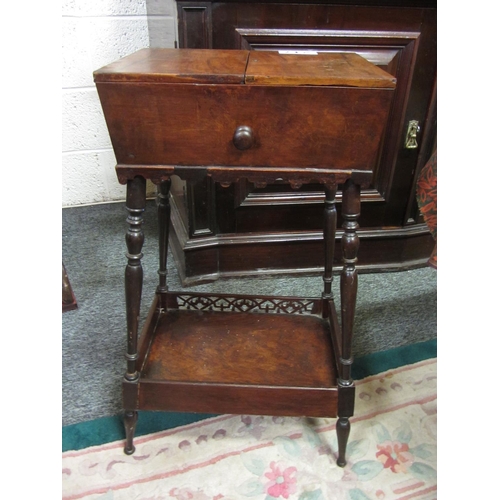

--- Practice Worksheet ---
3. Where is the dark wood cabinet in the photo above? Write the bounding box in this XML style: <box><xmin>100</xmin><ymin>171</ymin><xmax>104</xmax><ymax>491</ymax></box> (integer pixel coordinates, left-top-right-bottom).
<box><xmin>172</xmin><ymin>0</ymin><xmax>436</xmax><ymax>284</ymax></box>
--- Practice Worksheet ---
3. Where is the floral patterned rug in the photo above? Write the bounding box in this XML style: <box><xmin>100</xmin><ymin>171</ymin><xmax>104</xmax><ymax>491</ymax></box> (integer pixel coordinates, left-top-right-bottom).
<box><xmin>62</xmin><ymin>358</ymin><xmax>437</xmax><ymax>500</ymax></box>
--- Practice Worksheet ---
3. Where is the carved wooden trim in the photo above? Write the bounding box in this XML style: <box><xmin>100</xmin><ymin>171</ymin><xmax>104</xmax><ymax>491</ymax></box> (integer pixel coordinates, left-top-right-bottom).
<box><xmin>116</xmin><ymin>166</ymin><xmax>175</xmax><ymax>185</ymax></box>
<box><xmin>206</xmin><ymin>166</ymin><xmax>369</xmax><ymax>189</ymax></box>
<box><xmin>116</xmin><ymin>164</ymin><xmax>372</xmax><ymax>189</ymax></box>
<box><xmin>172</xmin><ymin>292</ymin><xmax>321</xmax><ymax>315</ymax></box>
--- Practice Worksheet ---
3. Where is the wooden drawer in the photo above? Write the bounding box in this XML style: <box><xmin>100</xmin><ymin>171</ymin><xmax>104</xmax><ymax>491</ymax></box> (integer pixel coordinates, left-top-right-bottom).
<box><xmin>95</xmin><ymin>49</ymin><xmax>396</xmax><ymax>172</ymax></box>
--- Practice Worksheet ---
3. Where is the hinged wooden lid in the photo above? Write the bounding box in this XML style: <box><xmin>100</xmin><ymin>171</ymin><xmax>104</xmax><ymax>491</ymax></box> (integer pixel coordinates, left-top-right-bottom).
<box><xmin>94</xmin><ymin>48</ymin><xmax>396</xmax><ymax>89</ymax></box>
<box><xmin>93</xmin><ymin>48</ymin><xmax>249</xmax><ymax>84</ymax></box>
<box><xmin>245</xmin><ymin>51</ymin><xmax>397</xmax><ymax>88</ymax></box>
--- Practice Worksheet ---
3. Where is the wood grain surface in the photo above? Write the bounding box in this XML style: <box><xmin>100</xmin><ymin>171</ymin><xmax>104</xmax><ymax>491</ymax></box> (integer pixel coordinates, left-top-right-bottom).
<box><xmin>245</xmin><ymin>51</ymin><xmax>397</xmax><ymax>88</ymax></box>
<box><xmin>94</xmin><ymin>48</ymin><xmax>249</xmax><ymax>84</ymax></box>
<box><xmin>96</xmin><ymin>82</ymin><xmax>393</xmax><ymax>170</ymax></box>
<box><xmin>142</xmin><ymin>309</ymin><xmax>336</xmax><ymax>388</ymax></box>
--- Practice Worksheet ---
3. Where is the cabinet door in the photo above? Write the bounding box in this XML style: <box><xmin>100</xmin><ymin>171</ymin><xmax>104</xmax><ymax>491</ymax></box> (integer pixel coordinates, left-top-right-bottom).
<box><xmin>173</xmin><ymin>1</ymin><xmax>436</xmax><ymax>283</ymax></box>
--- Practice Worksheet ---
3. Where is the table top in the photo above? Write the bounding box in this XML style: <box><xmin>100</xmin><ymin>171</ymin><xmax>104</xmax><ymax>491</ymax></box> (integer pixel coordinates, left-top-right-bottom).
<box><xmin>94</xmin><ymin>48</ymin><xmax>396</xmax><ymax>88</ymax></box>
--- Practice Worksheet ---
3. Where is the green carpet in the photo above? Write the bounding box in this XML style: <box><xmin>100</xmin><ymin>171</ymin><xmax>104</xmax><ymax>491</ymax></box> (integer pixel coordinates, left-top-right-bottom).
<box><xmin>62</xmin><ymin>338</ymin><xmax>436</xmax><ymax>452</ymax></box>
<box><xmin>350</xmin><ymin>337</ymin><xmax>437</xmax><ymax>380</ymax></box>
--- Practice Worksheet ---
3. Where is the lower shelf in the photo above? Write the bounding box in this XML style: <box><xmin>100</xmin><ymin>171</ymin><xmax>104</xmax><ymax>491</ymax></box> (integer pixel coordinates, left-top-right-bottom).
<box><xmin>127</xmin><ymin>292</ymin><xmax>341</xmax><ymax>417</ymax></box>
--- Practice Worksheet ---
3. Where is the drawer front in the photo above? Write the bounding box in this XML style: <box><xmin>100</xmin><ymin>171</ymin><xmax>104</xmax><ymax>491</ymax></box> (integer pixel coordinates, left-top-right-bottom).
<box><xmin>97</xmin><ymin>82</ymin><xmax>393</xmax><ymax>171</ymax></box>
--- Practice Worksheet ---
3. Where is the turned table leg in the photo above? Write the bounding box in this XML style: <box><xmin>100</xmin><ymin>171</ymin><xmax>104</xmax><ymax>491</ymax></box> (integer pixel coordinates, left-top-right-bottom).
<box><xmin>322</xmin><ymin>184</ymin><xmax>338</xmax><ymax>311</ymax></box>
<box><xmin>157</xmin><ymin>179</ymin><xmax>171</xmax><ymax>300</ymax></box>
<box><xmin>124</xmin><ymin>410</ymin><xmax>138</xmax><ymax>455</ymax></box>
<box><xmin>336</xmin><ymin>179</ymin><xmax>360</xmax><ymax>467</ymax></box>
<box><xmin>123</xmin><ymin>176</ymin><xmax>146</xmax><ymax>455</ymax></box>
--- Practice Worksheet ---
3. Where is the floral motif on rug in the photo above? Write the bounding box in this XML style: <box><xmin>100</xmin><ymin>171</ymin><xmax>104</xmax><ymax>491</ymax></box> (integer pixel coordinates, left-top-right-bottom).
<box><xmin>62</xmin><ymin>359</ymin><xmax>437</xmax><ymax>500</ymax></box>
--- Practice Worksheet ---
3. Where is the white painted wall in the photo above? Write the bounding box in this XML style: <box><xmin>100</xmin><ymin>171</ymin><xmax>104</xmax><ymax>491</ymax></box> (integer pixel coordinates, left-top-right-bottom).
<box><xmin>62</xmin><ymin>0</ymin><xmax>177</xmax><ymax>207</ymax></box>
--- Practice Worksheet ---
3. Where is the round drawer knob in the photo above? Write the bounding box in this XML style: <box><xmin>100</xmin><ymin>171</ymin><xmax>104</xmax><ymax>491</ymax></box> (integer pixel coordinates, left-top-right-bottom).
<box><xmin>233</xmin><ymin>125</ymin><xmax>254</xmax><ymax>151</ymax></box>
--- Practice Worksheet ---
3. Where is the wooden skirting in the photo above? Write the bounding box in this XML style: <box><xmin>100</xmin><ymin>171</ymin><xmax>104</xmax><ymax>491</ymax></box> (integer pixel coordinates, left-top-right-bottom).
<box><xmin>169</xmin><ymin>202</ymin><xmax>435</xmax><ymax>286</ymax></box>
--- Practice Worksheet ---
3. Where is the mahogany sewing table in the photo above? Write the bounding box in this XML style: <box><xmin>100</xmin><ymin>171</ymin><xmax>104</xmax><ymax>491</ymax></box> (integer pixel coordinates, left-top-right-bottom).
<box><xmin>94</xmin><ymin>48</ymin><xmax>395</xmax><ymax>467</ymax></box>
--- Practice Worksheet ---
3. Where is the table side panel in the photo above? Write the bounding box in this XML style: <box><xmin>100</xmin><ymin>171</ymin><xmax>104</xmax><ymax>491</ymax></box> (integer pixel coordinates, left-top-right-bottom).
<box><xmin>96</xmin><ymin>82</ymin><xmax>394</xmax><ymax>171</ymax></box>
<box><xmin>137</xmin><ymin>380</ymin><xmax>339</xmax><ymax>417</ymax></box>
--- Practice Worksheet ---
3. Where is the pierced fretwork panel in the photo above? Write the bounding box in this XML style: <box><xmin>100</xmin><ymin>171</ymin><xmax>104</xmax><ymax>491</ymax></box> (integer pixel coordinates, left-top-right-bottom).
<box><xmin>176</xmin><ymin>294</ymin><xmax>318</xmax><ymax>315</ymax></box>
